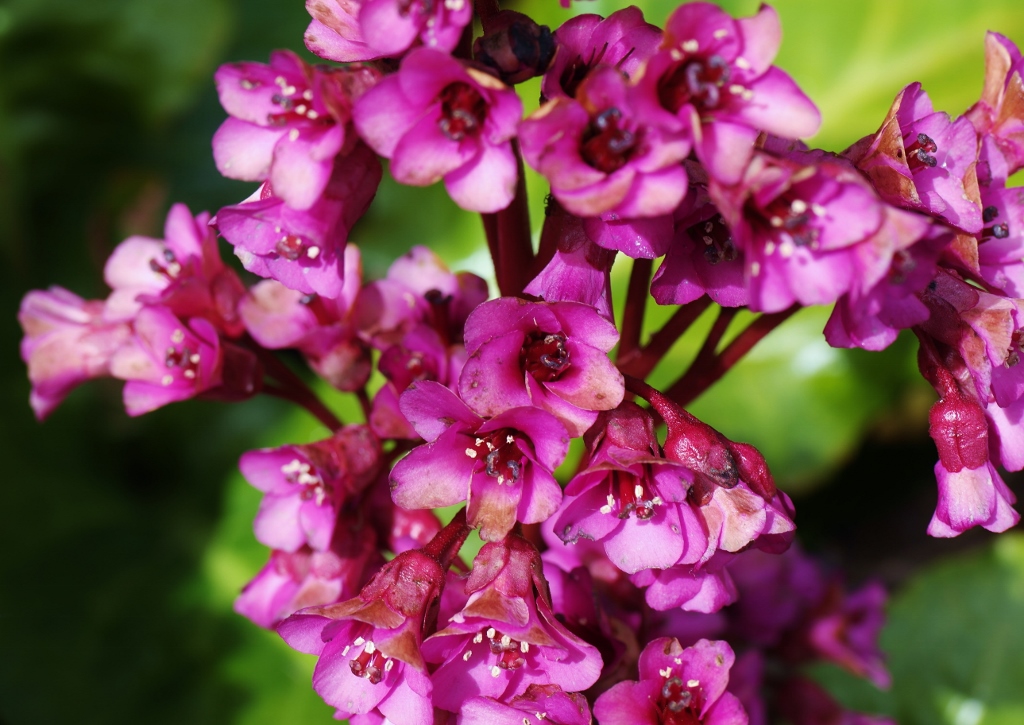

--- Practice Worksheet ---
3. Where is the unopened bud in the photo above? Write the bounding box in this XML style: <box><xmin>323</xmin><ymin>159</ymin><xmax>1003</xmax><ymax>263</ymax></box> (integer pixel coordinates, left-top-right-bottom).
<box><xmin>474</xmin><ymin>11</ymin><xmax>555</xmax><ymax>85</ymax></box>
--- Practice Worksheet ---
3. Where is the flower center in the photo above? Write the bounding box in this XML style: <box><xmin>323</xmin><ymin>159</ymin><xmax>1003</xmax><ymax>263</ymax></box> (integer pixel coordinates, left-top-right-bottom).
<box><xmin>280</xmin><ymin>457</ymin><xmax>332</xmax><ymax>505</ymax></box>
<box><xmin>657</xmin><ymin>675</ymin><xmax>705</xmax><ymax>725</ymax></box>
<box><xmin>461</xmin><ymin>627</ymin><xmax>530</xmax><ymax>676</ymax></box>
<box><xmin>467</xmin><ymin>429</ymin><xmax>524</xmax><ymax>485</ymax></box>
<box><xmin>438</xmin><ymin>83</ymin><xmax>487</xmax><ymax>142</ymax></box>
<box><xmin>658</xmin><ymin>54</ymin><xmax>731</xmax><ymax>114</ymax></box>
<box><xmin>599</xmin><ymin>470</ymin><xmax>662</xmax><ymax>520</ymax></box>
<box><xmin>687</xmin><ymin>214</ymin><xmax>738</xmax><ymax>266</ymax></box>
<box><xmin>274</xmin><ymin>234</ymin><xmax>321</xmax><ymax>262</ymax></box>
<box><xmin>1007</xmin><ymin>329</ymin><xmax>1024</xmax><ymax>367</ymax></box>
<box><xmin>520</xmin><ymin>330</ymin><xmax>570</xmax><ymax>382</ymax></box>
<box><xmin>149</xmin><ymin>248</ymin><xmax>182</xmax><ymax>280</ymax></box>
<box><xmin>163</xmin><ymin>329</ymin><xmax>200</xmax><ymax>384</ymax></box>
<box><xmin>904</xmin><ymin>132</ymin><xmax>938</xmax><ymax>171</ymax></box>
<box><xmin>266</xmin><ymin>75</ymin><xmax>324</xmax><ymax>125</ymax></box>
<box><xmin>754</xmin><ymin>193</ymin><xmax>825</xmax><ymax>253</ymax></box>
<box><xmin>581</xmin><ymin>107</ymin><xmax>638</xmax><ymax>174</ymax></box>
<box><xmin>345</xmin><ymin>638</ymin><xmax>393</xmax><ymax>685</ymax></box>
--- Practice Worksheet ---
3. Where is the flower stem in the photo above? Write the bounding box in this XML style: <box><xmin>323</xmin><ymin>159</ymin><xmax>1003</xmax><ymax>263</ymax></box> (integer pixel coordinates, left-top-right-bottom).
<box><xmin>243</xmin><ymin>338</ymin><xmax>343</xmax><ymax>430</ymax></box>
<box><xmin>423</xmin><ymin>508</ymin><xmax>471</xmax><ymax>570</ymax></box>
<box><xmin>619</xmin><ymin>296</ymin><xmax>712</xmax><ymax>379</ymax></box>
<box><xmin>617</xmin><ymin>257</ymin><xmax>652</xmax><ymax>364</ymax></box>
<box><xmin>263</xmin><ymin>383</ymin><xmax>343</xmax><ymax>432</ymax></box>
<box><xmin>482</xmin><ymin>140</ymin><xmax>534</xmax><ymax>296</ymax></box>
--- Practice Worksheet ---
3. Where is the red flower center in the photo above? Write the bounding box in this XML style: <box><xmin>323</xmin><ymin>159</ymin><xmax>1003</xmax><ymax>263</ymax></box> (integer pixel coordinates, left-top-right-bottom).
<box><xmin>658</xmin><ymin>54</ymin><xmax>732</xmax><ymax>113</ymax></box>
<box><xmin>657</xmin><ymin>676</ymin><xmax>705</xmax><ymax>725</ymax></box>
<box><xmin>904</xmin><ymin>132</ymin><xmax>938</xmax><ymax>171</ymax></box>
<box><xmin>581</xmin><ymin>107</ymin><xmax>639</xmax><ymax>174</ymax></box>
<box><xmin>438</xmin><ymin>83</ymin><xmax>487</xmax><ymax>142</ymax></box>
<box><xmin>468</xmin><ymin>429</ymin><xmax>525</xmax><ymax>485</ymax></box>
<box><xmin>520</xmin><ymin>330</ymin><xmax>570</xmax><ymax>382</ymax></box>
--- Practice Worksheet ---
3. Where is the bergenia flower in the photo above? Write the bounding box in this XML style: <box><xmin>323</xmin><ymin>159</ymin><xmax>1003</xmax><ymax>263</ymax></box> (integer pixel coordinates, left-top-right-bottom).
<box><xmin>213</xmin><ymin>51</ymin><xmax>379</xmax><ymax>210</ymax></box>
<box><xmin>390</xmin><ymin>381</ymin><xmax>569</xmax><ymax>541</ymax></box>
<box><xmin>216</xmin><ymin>142</ymin><xmax>382</xmax><ymax>299</ymax></box>
<box><xmin>807</xmin><ymin>582</ymin><xmax>891</xmax><ymax>689</ymax></box>
<box><xmin>353</xmin><ymin>47</ymin><xmax>523</xmax><ymax>212</ymax></box>
<box><xmin>459</xmin><ymin>684</ymin><xmax>592</xmax><ymax>725</ymax></box>
<box><xmin>594</xmin><ymin>638</ymin><xmax>748</xmax><ymax>725</ymax></box>
<box><xmin>633</xmin><ymin>2</ymin><xmax>820</xmax><ymax>184</ymax></box>
<box><xmin>977</xmin><ymin>185</ymin><xmax>1024</xmax><ymax>295</ymax></box>
<box><xmin>235</xmin><ymin>517</ymin><xmax>384</xmax><ymax>629</ymax></box>
<box><xmin>103</xmin><ymin>203</ymin><xmax>246</xmax><ymax>335</ymax></box>
<box><xmin>240</xmin><ymin>425</ymin><xmax>381</xmax><ymax>552</ymax></box>
<box><xmin>303</xmin><ymin>0</ymin><xmax>472</xmax><ymax>63</ymax></box>
<box><xmin>520</xmin><ymin>65</ymin><xmax>689</xmax><ymax>220</ymax></box>
<box><xmin>108</xmin><ymin>307</ymin><xmax>225</xmax><ymax>415</ymax></box>
<box><xmin>459</xmin><ymin>298</ymin><xmax>624</xmax><ymax>437</ymax></box>
<box><xmin>18</xmin><ymin>287</ymin><xmax>131</xmax><ymax>419</ymax></box>
<box><xmin>278</xmin><ymin>549</ymin><xmax>449</xmax><ymax>725</ymax></box>
<box><xmin>423</xmin><ymin>535</ymin><xmax>603</xmax><ymax>712</ymax></box>
<box><xmin>844</xmin><ymin>82</ymin><xmax>983</xmax><ymax>234</ymax></box>
<box><xmin>711</xmin><ymin>151</ymin><xmax>919</xmax><ymax>313</ymax></box>
<box><xmin>966</xmin><ymin>31</ymin><xmax>1024</xmax><ymax>184</ymax></box>
<box><xmin>541</xmin><ymin>6</ymin><xmax>662</xmax><ymax>100</ymax></box>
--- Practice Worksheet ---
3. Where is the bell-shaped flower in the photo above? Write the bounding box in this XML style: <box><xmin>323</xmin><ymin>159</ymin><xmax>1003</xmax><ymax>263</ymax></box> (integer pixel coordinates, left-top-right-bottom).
<box><xmin>807</xmin><ymin>582</ymin><xmax>891</xmax><ymax>689</ymax></box>
<box><xmin>711</xmin><ymin>151</ymin><xmax>909</xmax><ymax>313</ymax></box>
<box><xmin>278</xmin><ymin>549</ymin><xmax>450</xmax><ymax>725</ymax></box>
<box><xmin>303</xmin><ymin>0</ymin><xmax>471</xmax><ymax>63</ymax></box>
<box><xmin>235</xmin><ymin>516</ymin><xmax>384</xmax><ymax>629</ymax></box>
<box><xmin>240</xmin><ymin>425</ymin><xmax>381</xmax><ymax>552</ymax></box>
<box><xmin>966</xmin><ymin>32</ymin><xmax>1024</xmax><ymax>184</ymax></box>
<box><xmin>632</xmin><ymin>2</ymin><xmax>820</xmax><ymax>184</ymax></box>
<box><xmin>977</xmin><ymin>185</ymin><xmax>1024</xmax><ymax>295</ymax></box>
<box><xmin>103</xmin><ymin>203</ymin><xmax>246</xmax><ymax>335</ymax></box>
<box><xmin>390</xmin><ymin>381</ymin><xmax>569</xmax><ymax>541</ymax></box>
<box><xmin>459</xmin><ymin>298</ymin><xmax>624</xmax><ymax>437</ymax></box>
<box><xmin>18</xmin><ymin>287</ymin><xmax>131</xmax><ymax>419</ymax></box>
<box><xmin>213</xmin><ymin>51</ymin><xmax>379</xmax><ymax>210</ymax></box>
<box><xmin>594</xmin><ymin>638</ymin><xmax>748</xmax><ymax>725</ymax></box>
<box><xmin>845</xmin><ymin>82</ymin><xmax>983</xmax><ymax>234</ymax></box>
<box><xmin>423</xmin><ymin>535</ymin><xmax>603</xmax><ymax>713</ymax></box>
<box><xmin>520</xmin><ymin>66</ymin><xmax>689</xmax><ymax>220</ymax></box>
<box><xmin>216</xmin><ymin>142</ymin><xmax>382</xmax><ymax>299</ymax></box>
<box><xmin>353</xmin><ymin>48</ymin><xmax>523</xmax><ymax>212</ymax></box>
<box><xmin>541</xmin><ymin>6</ymin><xmax>661</xmax><ymax>101</ymax></box>
<box><xmin>459</xmin><ymin>684</ymin><xmax>592</xmax><ymax>725</ymax></box>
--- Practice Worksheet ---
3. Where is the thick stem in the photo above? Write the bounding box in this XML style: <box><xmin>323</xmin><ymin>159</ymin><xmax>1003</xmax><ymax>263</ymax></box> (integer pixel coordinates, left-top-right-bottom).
<box><xmin>356</xmin><ymin>387</ymin><xmax>372</xmax><ymax>422</ymax></box>
<box><xmin>244</xmin><ymin>339</ymin><xmax>343</xmax><ymax>430</ymax></box>
<box><xmin>619</xmin><ymin>296</ymin><xmax>713</xmax><ymax>379</ymax></box>
<box><xmin>617</xmin><ymin>257</ymin><xmax>652</xmax><ymax>364</ymax></box>
<box><xmin>529</xmin><ymin>196</ymin><xmax>566</xmax><ymax>280</ymax></box>
<box><xmin>474</xmin><ymin>0</ymin><xmax>500</xmax><ymax>28</ymax></box>
<box><xmin>423</xmin><ymin>508</ymin><xmax>471</xmax><ymax>570</ymax></box>
<box><xmin>485</xmin><ymin>139</ymin><xmax>533</xmax><ymax>296</ymax></box>
<box><xmin>668</xmin><ymin>305</ymin><xmax>798</xmax><ymax>407</ymax></box>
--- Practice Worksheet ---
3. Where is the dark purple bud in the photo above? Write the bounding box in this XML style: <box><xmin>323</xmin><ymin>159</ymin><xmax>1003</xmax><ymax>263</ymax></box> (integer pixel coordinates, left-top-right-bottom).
<box><xmin>474</xmin><ymin>10</ymin><xmax>555</xmax><ymax>85</ymax></box>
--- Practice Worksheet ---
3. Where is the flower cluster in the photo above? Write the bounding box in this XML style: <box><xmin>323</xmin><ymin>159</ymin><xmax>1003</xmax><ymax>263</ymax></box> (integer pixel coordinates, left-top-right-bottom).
<box><xmin>19</xmin><ymin>0</ymin><xmax>1024</xmax><ymax>723</ymax></box>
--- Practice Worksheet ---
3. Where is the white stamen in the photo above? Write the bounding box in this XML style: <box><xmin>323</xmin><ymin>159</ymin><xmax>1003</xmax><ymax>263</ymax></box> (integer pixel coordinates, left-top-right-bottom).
<box><xmin>659</xmin><ymin>667</ymin><xmax>672</xmax><ymax>678</ymax></box>
<box><xmin>302</xmin><ymin>89</ymin><xmax>313</xmax><ymax>101</ymax></box>
<box><xmin>473</xmin><ymin>632</ymin><xmax>484</xmax><ymax>644</ymax></box>
<box><xmin>729</xmin><ymin>84</ymin><xmax>745</xmax><ymax>95</ymax></box>
<box><xmin>354</xmin><ymin>637</ymin><xmax>365</xmax><ymax>646</ymax></box>
<box><xmin>520</xmin><ymin>641</ymin><xmax>529</xmax><ymax>653</ymax></box>
<box><xmin>342</xmin><ymin>645</ymin><xmax>351</xmax><ymax>656</ymax></box>
<box><xmin>769</xmin><ymin>215</ymin><xmax>783</xmax><ymax>228</ymax></box>
<box><xmin>751</xmin><ymin>262</ymin><xmax>761</xmax><ymax>276</ymax></box>
<box><xmin>713</xmin><ymin>29</ymin><xmax>728</xmax><ymax>39</ymax></box>
<box><xmin>486</xmin><ymin>628</ymin><xmax>496</xmax><ymax>639</ymax></box>
<box><xmin>183</xmin><ymin>370</ymin><xmax>196</xmax><ymax>380</ymax></box>
<box><xmin>465</xmin><ymin>448</ymin><xmax>478</xmax><ymax>459</ymax></box>
<box><xmin>735</xmin><ymin>57</ymin><xmax>750</xmax><ymax>70</ymax></box>
<box><xmin>306</xmin><ymin>245</ymin><xmax>320</xmax><ymax>259</ymax></box>
<box><xmin>687</xmin><ymin>679</ymin><xmax>700</xmax><ymax>687</ymax></box>
<box><xmin>600</xmin><ymin>505</ymin><xmax>612</xmax><ymax>514</ymax></box>
<box><xmin>288</xmin><ymin>128</ymin><xmax>299</xmax><ymax>141</ymax></box>
<box><xmin>306</xmin><ymin>110</ymin><xmax>319</xmax><ymax>120</ymax></box>
<box><xmin>295</xmin><ymin>104</ymin><xmax>307</xmax><ymax>115</ymax></box>
<box><xmin>491</xmin><ymin>665</ymin><xmax>502</xmax><ymax>678</ymax></box>
<box><xmin>790</xmin><ymin>199</ymin><xmax>808</xmax><ymax>214</ymax></box>
<box><xmin>779</xmin><ymin>241</ymin><xmax>795</xmax><ymax>258</ymax></box>
<box><xmin>634</xmin><ymin>484</ymin><xmax>644</xmax><ymax>499</ymax></box>
<box><xmin>171</xmin><ymin>329</ymin><xmax>185</xmax><ymax>344</ymax></box>
<box><xmin>274</xmin><ymin>76</ymin><xmax>286</xmax><ymax>86</ymax></box>
<box><xmin>475</xmin><ymin>438</ymin><xmax>485</xmax><ymax>447</ymax></box>
<box><xmin>500</xmin><ymin>634</ymin><xmax>511</xmax><ymax>647</ymax></box>
<box><xmin>463</xmin><ymin>651</ymin><xmax>472</xmax><ymax>661</ymax></box>
<box><xmin>811</xmin><ymin>203</ymin><xmax>827</xmax><ymax>217</ymax></box>
<box><xmin>161</xmin><ymin>375</ymin><xmax>174</xmax><ymax>386</ymax></box>
<box><xmin>444</xmin><ymin>0</ymin><xmax>465</xmax><ymax>9</ymax></box>
<box><xmin>282</xmin><ymin>85</ymin><xmax>296</xmax><ymax>96</ymax></box>
<box><xmin>765</xmin><ymin>241</ymin><xmax>776</xmax><ymax>255</ymax></box>
<box><xmin>384</xmin><ymin>659</ymin><xmax>394</xmax><ymax>671</ymax></box>
<box><xmin>681</xmin><ymin>39</ymin><xmax>699</xmax><ymax>53</ymax></box>
<box><xmin>364</xmin><ymin>641</ymin><xmax>376</xmax><ymax>654</ymax></box>
<box><xmin>189</xmin><ymin>353</ymin><xmax>200</xmax><ymax>364</ymax></box>
<box><xmin>506</xmin><ymin>435</ymin><xmax>514</xmax><ymax>444</ymax></box>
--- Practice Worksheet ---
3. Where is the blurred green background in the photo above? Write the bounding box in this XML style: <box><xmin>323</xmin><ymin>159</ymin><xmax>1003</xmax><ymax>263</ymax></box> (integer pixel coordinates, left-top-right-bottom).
<box><xmin>2</xmin><ymin>0</ymin><xmax>1024</xmax><ymax>723</ymax></box>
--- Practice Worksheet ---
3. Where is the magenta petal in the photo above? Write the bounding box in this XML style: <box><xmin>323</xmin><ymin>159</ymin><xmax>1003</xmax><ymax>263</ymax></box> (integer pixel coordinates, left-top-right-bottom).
<box><xmin>604</xmin><ymin>507</ymin><xmax>686</xmax><ymax>574</ymax></box>
<box><xmin>352</xmin><ymin>77</ymin><xmax>424</xmax><ymax>158</ymax></box>
<box><xmin>517</xmin><ymin>466</ymin><xmax>563</xmax><ymax>524</ymax></box>
<box><xmin>254</xmin><ymin>493</ymin><xmax>307</xmax><ymax>552</ymax></box>
<box><xmin>444</xmin><ymin>141</ymin><xmax>518</xmax><ymax>213</ymax></box>
<box><xmin>459</xmin><ymin>330</ymin><xmax>532</xmax><ymax>417</ymax></box>
<box><xmin>213</xmin><ymin>118</ymin><xmax>281</xmax><ymax>181</ymax></box>
<box><xmin>359</xmin><ymin>0</ymin><xmax>420</xmax><ymax>57</ymax></box>
<box><xmin>735</xmin><ymin>4</ymin><xmax>781</xmax><ymax>75</ymax></box>
<box><xmin>376</xmin><ymin>669</ymin><xmax>433</xmax><ymax>725</ymax></box>
<box><xmin>313</xmin><ymin>641</ymin><xmax>390</xmax><ymax>714</ymax></box>
<box><xmin>270</xmin><ymin>127</ymin><xmax>342</xmax><ymax>210</ymax></box>
<box><xmin>543</xmin><ymin>340</ymin><xmax>624</xmax><ymax>411</ymax></box>
<box><xmin>390</xmin><ymin>109</ymin><xmax>474</xmax><ymax>186</ymax></box>
<box><xmin>594</xmin><ymin>680</ymin><xmax>660</xmax><ymax>725</ymax></box>
<box><xmin>697</xmin><ymin>121</ymin><xmax>759</xmax><ymax>185</ymax></box>
<box><xmin>390</xmin><ymin>432</ymin><xmax>475</xmax><ymax>509</ymax></box>
<box><xmin>399</xmin><ymin>380</ymin><xmax>480</xmax><ymax>442</ymax></box>
<box><xmin>738</xmin><ymin>67</ymin><xmax>821</xmax><ymax>139</ymax></box>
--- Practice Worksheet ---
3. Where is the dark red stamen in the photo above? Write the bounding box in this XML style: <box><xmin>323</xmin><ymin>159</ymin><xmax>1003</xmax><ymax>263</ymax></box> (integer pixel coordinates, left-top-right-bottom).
<box><xmin>687</xmin><ymin>214</ymin><xmax>737</xmax><ymax>265</ymax></box>
<box><xmin>469</xmin><ymin>429</ymin><xmax>524</xmax><ymax>485</ymax></box>
<box><xmin>905</xmin><ymin>132</ymin><xmax>938</xmax><ymax>170</ymax></box>
<box><xmin>349</xmin><ymin>647</ymin><xmax>388</xmax><ymax>685</ymax></box>
<box><xmin>521</xmin><ymin>330</ymin><xmax>570</xmax><ymax>382</ymax></box>
<box><xmin>658</xmin><ymin>54</ymin><xmax>731</xmax><ymax>113</ymax></box>
<box><xmin>657</xmin><ymin>676</ymin><xmax>705</xmax><ymax>725</ymax></box>
<box><xmin>581</xmin><ymin>107</ymin><xmax>638</xmax><ymax>174</ymax></box>
<box><xmin>438</xmin><ymin>83</ymin><xmax>487</xmax><ymax>142</ymax></box>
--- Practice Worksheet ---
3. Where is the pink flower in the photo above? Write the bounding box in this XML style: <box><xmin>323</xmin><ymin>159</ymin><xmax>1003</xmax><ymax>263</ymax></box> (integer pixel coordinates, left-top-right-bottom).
<box><xmin>520</xmin><ymin>66</ymin><xmax>689</xmax><ymax>219</ymax></box>
<box><xmin>594</xmin><ymin>638</ymin><xmax>748</xmax><ymax>725</ymax></box>
<box><xmin>459</xmin><ymin>298</ymin><xmax>624</xmax><ymax>437</ymax></box>
<box><xmin>213</xmin><ymin>51</ymin><xmax>379</xmax><ymax>210</ymax></box>
<box><xmin>303</xmin><ymin>0</ymin><xmax>471</xmax><ymax>63</ymax></box>
<box><xmin>459</xmin><ymin>685</ymin><xmax>592</xmax><ymax>725</ymax></box>
<box><xmin>353</xmin><ymin>48</ymin><xmax>523</xmax><ymax>212</ymax></box>
<box><xmin>240</xmin><ymin>425</ymin><xmax>381</xmax><ymax>552</ymax></box>
<box><xmin>966</xmin><ymin>32</ymin><xmax>1024</xmax><ymax>184</ymax></box>
<box><xmin>390</xmin><ymin>381</ymin><xmax>569</xmax><ymax>542</ymax></box>
<box><xmin>18</xmin><ymin>287</ymin><xmax>131</xmax><ymax>419</ymax></box>
<box><xmin>216</xmin><ymin>142</ymin><xmax>382</xmax><ymax>299</ymax></box>
<box><xmin>423</xmin><ymin>536</ymin><xmax>602</xmax><ymax>712</ymax></box>
<box><xmin>633</xmin><ymin>2</ymin><xmax>820</xmax><ymax>184</ymax></box>
<box><xmin>103</xmin><ymin>203</ymin><xmax>246</xmax><ymax>335</ymax></box>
